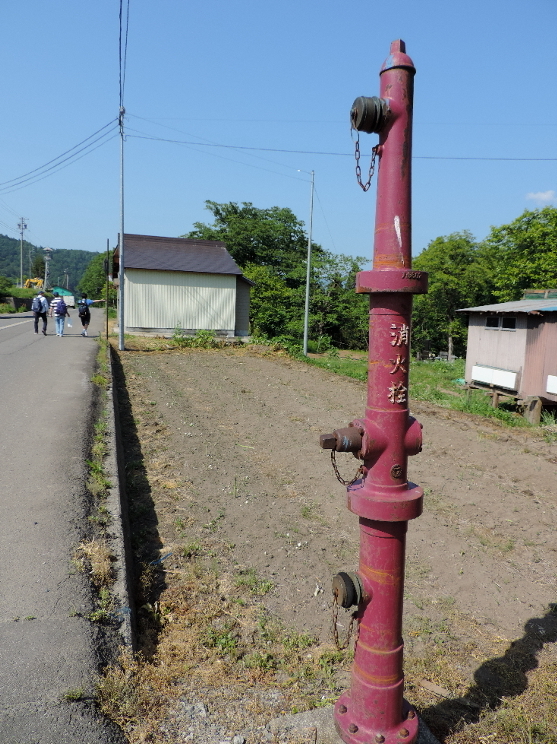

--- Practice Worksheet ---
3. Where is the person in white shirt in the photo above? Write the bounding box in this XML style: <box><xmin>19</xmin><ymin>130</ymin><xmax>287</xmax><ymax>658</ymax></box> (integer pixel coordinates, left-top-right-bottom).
<box><xmin>49</xmin><ymin>292</ymin><xmax>71</xmax><ymax>337</ymax></box>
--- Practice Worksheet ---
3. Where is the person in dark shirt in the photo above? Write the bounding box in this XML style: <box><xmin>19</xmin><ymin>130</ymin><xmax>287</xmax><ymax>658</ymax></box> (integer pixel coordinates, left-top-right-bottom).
<box><xmin>77</xmin><ymin>293</ymin><xmax>102</xmax><ymax>336</ymax></box>
<box><xmin>32</xmin><ymin>290</ymin><xmax>49</xmax><ymax>336</ymax></box>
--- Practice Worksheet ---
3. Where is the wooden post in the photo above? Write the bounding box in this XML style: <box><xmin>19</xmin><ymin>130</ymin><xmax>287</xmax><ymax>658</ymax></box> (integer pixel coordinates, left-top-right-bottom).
<box><xmin>523</xmin><ymin>396</ymin><xmax>542</xmax><ymax>425</ymax></box>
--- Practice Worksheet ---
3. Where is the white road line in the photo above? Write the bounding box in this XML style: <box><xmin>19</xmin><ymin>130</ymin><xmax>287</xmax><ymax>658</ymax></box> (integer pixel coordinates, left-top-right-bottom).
<box><xmin>0</xmin><ymin>318</ymin><xmax>33</xmax><ymax>330</ymax></box>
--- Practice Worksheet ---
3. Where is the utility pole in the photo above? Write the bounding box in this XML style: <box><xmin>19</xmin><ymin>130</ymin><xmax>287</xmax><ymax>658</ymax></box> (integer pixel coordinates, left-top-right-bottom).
<box><xmin>118</xmin><ymin>106</ymin><xmax>125</xmax><ymax>351</ymax></box>
<box><xmin>105</xmin><ymin>238</ymin><xmax>110</xmax><ymax>340</ymax></box>
<box><xmin>302</xmin><ymin>171</ymin><xmax>315</xmax><ymax>356</ymax></box>
<box><xmin>18</xmin><ymin>218</ymin><xmax>27</xmax><ymax>287</ymax></box>
<box><xmin>43</xmin><ymin>247</ymin><xmax>53</xmax><ymax>291</ymax></box>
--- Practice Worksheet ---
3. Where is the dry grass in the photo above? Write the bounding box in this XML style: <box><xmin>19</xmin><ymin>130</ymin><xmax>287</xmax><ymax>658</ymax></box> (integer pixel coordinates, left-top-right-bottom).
<box><xmin>97</xmin><ymin>555</ymin><xmax>351</xmax><ymax>742</ymax></box>
<box><xmin>405</xmin><ymin>603</ymin><xmax>557</xmax><ymax>743</ymax></box>
<box><xmin>77</xmin><ymin>539</ymin><xmax>115</xmax><ymax>589</ymax></box>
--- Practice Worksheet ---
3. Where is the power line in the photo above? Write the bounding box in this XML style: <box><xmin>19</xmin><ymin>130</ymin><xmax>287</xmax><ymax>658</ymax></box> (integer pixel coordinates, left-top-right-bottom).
<box><xmin>0</xmin><ymin>198</ymin><xmax>21</xmax><ymax>218</ymax></box>
<box><xmin>314</xmin><ymin>187</ymin><xmax>338</xmax><ymax>254</ymax></box>
<box><xmin>0</xmin><ymin>218</ymin><xmax>18</xmax><ymax>235</ymax></box>
<box><xmin>123</xmin><ymin>128</ymin><xmax>557</xmax><ymax>161</ymax></box>
<box><xmin>126</xmin><ymin>131</ymin><xmax>309</xmax><ymax>183</ymax></box>
<box><xmin>0</xmin><ymin>120</ymin><xmax>118</xmax><ymax>188</ymax></box>
<box><xmin>0</xmin><ymin>132</ymin><xmax>119</xmax><ymax>195</ymax></box>
<box><xmin>127</xmin><ymin>114</ymin><xmax>314</xmax><ymax>174</ymax></box>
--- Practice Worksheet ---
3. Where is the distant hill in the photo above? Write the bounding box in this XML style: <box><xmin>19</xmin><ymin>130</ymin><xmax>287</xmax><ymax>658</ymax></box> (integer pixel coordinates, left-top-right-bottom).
<box><xmin>0</xmin><ymin>235</ymin><xmax>98</xmax><ymax>292</ymax></box>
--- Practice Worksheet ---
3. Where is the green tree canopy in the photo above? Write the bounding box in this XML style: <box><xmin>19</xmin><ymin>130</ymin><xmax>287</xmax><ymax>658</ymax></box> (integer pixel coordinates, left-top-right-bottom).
<box><xmin>242</xmin><ymin>264</ymin><xmax>295</xmax><ymax>338</ymax></box>
<box><xmin>78</xmin><ymin>251</ymin><xmax>115</xmax><ymax>304</ymax></box>
<box><xmin>183</xmin><ymin>201</ymin><xmax>367</xmax><ymax>349</ymax></box>
<box><xmin>31</xmin><ymin>254</ymin><xmax>45</xmax><ymax>279</ymax></box>
<box><xmin>184</xmin><ymin>201</ymin><xmax>325</xmax><ymax>281</ymax></box>
<box><xmin>479</xmin><ymin>206</ymin><xmax>557</xmax><ymax>301</ymax></box>
<box><xmin>412</xmin><ymin>231</ymin><xmax>494</xmax><ymax>357</ymax></box>
<box><xmin>0</xmin><ymin>274</ymin><xmax>13</xmax><ymax>294</ymax></box>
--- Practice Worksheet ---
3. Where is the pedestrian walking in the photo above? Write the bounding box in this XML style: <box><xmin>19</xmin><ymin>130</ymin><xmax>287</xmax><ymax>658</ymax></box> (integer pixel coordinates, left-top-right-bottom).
<box><xmin>77</xmin><ymin>293</ymin><xmax>103</xmax><ymax>336</ymax></box>
<box><xmin>31</xmin><ymin>290</ymin><xmax>49</xmax><ymax>335</ymax></box>
<box><xmin>49</xmin><ymin>292</ymin><xmax>70</xmax><ymax>336</ymax></box>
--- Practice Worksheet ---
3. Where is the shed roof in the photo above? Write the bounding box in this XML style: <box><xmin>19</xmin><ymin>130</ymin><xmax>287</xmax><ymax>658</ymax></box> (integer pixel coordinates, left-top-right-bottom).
<box><xmin>51</xmin><ymin>286</ymin><xmax>73</xmax><ymax>296</ymax></box>
<box><xmin>458</xmin><ymin>299</ymin><xmax>557</xmax><ymax>314</ymax></box>
<box><xmin>116</xmin><ymin>234</ymin><xmax>243</xmax><ymax>276</ymax></box>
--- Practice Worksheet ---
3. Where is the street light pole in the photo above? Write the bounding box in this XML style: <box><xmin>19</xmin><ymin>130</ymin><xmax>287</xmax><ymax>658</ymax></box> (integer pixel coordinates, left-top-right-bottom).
<box><xmin>303</xmin><ymin>170</ymin><xmax>315</xmax><ymax>356</ymax></box>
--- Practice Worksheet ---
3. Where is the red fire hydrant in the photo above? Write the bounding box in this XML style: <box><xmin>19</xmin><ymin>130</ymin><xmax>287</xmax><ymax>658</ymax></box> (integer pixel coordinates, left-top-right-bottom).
<box><xmin>320</xmin><ymin>40</ymin><xmax>427</xmax><ymax>744</ymax></box>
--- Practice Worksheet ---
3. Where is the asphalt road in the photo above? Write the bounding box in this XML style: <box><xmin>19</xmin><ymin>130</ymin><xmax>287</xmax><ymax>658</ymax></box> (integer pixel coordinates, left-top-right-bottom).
<box><xmin>0</xmin><ymin>309</ymin><xmax>125</xmax><ymax>743</ymax></box>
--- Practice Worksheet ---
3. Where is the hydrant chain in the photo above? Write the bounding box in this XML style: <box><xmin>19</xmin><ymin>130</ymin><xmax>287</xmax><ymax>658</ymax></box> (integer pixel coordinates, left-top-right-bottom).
<box><xmin>330</xmin><ymin>449</ymin><xmax>364</xmax><ymax>486</ymax></box>
<box><xmin>332</xmin><ymin>595</ymin><xmax>358</xmax><ymax>651</ymax></box>
<box><xmin>353</xmin><ymin>133</ymin><xmax>378</xmax><ymax>192</ymax></box>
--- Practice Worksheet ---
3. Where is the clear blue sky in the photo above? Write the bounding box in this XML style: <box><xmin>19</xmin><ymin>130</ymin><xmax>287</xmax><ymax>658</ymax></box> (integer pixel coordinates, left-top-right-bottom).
<box><xmin>1</xmin><ymin>0</ymin><xmax>555</xmax><ymax>267</ymax></box>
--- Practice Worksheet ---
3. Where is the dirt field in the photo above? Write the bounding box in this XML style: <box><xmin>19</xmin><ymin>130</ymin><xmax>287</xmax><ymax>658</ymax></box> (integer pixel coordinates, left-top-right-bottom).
<box><xmin>108</xmin><ymin>344</ymin><xmax>557</xmax><ymax>743</ymax></box>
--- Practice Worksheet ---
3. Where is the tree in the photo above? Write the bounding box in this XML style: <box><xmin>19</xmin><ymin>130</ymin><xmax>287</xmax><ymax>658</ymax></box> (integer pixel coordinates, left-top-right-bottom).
<box><xmin>305</xmin><ymin>252</ymin><xmax>369</xmax><ymax>349</ymax></box>
<box><xmin>184</xmin><ymin>201</ymin><xmax>325</xmax><ymax>280</ymax></box>
<box><xmin>242</xmin><ymin>264</ymin><xmax>296</xmax><ymax>338</ymax></box>
<box><xmin>183</xmin><ymin>201</ymin><xmax>369</xmax><ymax>349</ymax></box>
<box><xmin>0</xmin><ymin>274</ymin><xmax>13</xmax><ymax>294</ymax></box>
<box><xmin>0</xmin><ymin>235</ymin><xmax>98</xmax><ymax>290</ymax></box>
<box><xmin>78</xmin><ymin>252</ymin><xmax>116</xmax><ymax>304</ymax></box>
<box><xmin>412</xmin><ymin>231</ymin><xmax>493</xmax><ymax>358</ymax></box>
<box><xmin>31</xmin><ymin>254</ymin><xmax>45</xmax><ymax>279</ymax></box>
<box><xmin>479</xmin><ymin>206</ymin><xmax>557</xmax><ymax>301</ymax></box>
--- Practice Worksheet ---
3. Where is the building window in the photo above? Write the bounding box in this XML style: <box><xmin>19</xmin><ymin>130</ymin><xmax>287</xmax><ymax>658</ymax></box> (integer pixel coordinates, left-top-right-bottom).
<box><xmin>501</xmin><ymin>316</ymin><xmax>516</xmax><ymax>330</ymax></box>
<box><xmin>486</xmin><ymin>316</ymin><xmax>499</xmax><ymax>328</ymax></box>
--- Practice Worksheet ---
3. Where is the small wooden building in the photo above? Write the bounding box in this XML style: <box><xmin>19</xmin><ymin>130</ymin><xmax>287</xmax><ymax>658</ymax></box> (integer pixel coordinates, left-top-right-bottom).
<box><xmin>458</xmin><ymin>298</ymin><xmax>557</xmax><ymax>418</ymax></box>
<box><xmin>113</xmin><ymin>234</ymin><xmax>252</xmax><ymax>337</ymax></box>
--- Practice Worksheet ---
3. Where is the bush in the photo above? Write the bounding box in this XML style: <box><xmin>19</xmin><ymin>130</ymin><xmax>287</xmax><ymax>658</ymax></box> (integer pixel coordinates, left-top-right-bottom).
<box><xmin>0</xmin><ymin>303</ymin><xmax>15</xmax><ymax>314</ymax></box>
<box><xmin>171</xmin><ymin>327</ymin><xmax>222</xmax><ymax>349</ymax></box>
<box><xmin>270</xmin><ymin>335</ymin><xmax>303</xmax><ymax>358</ymax></box>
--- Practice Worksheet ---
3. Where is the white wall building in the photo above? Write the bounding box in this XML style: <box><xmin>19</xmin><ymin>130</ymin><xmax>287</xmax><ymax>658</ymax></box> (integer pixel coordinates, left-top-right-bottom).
<box><xmin>113</xmin><ymin>234</ymin><xmax>252</xmax><ymax>336</ymax></box>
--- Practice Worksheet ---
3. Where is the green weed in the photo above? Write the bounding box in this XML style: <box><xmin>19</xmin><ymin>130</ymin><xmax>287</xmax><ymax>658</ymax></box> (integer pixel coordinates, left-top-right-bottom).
<box><xmin>235</xmin><ymin>568</ymin><xmax>273</xmax><ymax>596</ymax></box>
<box><xmin>204</xmin><ymin>623</ymin><xmax>238</xmax><ymax>656</ymax></box>
<box><xmin>62</xmin><ymin>687</ymin><xmax>85</xmax><ymax>702</ymax></box>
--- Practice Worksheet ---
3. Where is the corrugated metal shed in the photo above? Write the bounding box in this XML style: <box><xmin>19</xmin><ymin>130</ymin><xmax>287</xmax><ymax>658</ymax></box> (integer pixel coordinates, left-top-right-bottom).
<box><xmin>113</xmin><ymin>233</ymin><xmax>253</xmax><ymax>337</ymax></box>
<box><xmin>458</xmin><ymin>299</ymin><xmax>557</xmax><ymax>313</ymax></box>
<box><xmin>125</xmin><ymin>269</ymin><xmax>236</xmax><ymax>332</ymax></box>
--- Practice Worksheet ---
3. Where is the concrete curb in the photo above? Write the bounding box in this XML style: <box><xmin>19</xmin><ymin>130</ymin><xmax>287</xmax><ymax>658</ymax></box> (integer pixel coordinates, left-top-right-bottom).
<box><xmin>104</xmin><ymin>343</ymin><xmax>136</xmax><ymax>649</ymax></box>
